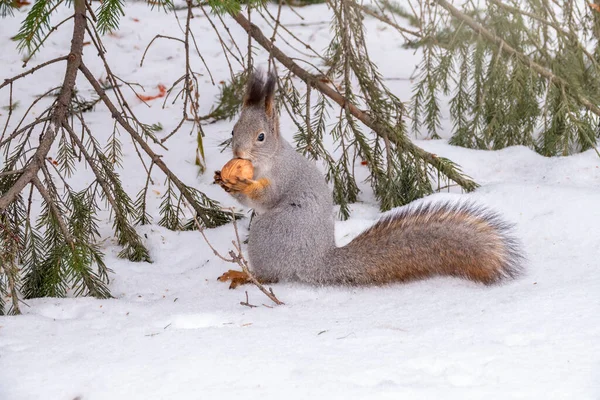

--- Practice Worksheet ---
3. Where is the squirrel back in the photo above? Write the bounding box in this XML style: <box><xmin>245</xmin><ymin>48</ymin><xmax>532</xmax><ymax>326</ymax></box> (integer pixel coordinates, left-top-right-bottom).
<box><xmin>216</xmin><ymin>71</ymin><xmax>524</xmax><ymax>287</ymax></box>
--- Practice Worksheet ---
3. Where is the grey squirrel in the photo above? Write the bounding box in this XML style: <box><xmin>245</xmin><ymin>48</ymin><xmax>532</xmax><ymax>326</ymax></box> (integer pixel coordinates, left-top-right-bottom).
<box><xmin>214</xmin><ymin>72</ymin><xmax>523</xmax><ymax>288</ymax></box>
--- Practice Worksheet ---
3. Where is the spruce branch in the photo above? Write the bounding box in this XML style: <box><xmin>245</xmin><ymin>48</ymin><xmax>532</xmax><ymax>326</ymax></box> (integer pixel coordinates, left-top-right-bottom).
<box><xmin>0</xmin><ymin>0</ymin><xmax>86</xmax><ymax>212</ymax></box>
<box><xmin>63</xmin><ymin>122</ymin><xmax>149</xmax><ymax>262</ymax></box>
<box><xmin>231</xmin><ymin>11</ymin><xmax>478</xmax><ymax>191</ymax></box>
<box><xmin>78</xmin><ymin>63</ymin><xmax>234</xmax><ymax>228</ymax></box>
<box><xmin>434</xmin><ymin>0</ymin><xmax>600</xmax><ymax>119</ymax></box>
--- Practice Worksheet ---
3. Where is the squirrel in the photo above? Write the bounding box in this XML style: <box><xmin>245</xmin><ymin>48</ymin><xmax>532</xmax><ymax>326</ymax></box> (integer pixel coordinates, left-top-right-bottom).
<box><xmin>214</xmin><ymin>72</ymin><xmax>524</xmax><ymax>288</ymax></box>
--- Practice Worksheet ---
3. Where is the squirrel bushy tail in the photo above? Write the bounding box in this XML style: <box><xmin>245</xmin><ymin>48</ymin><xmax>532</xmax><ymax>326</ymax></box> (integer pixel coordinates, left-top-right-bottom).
<box><xmin>322</xmin><ymin>202</ymin><xmax>524</xmax><ymax>285</ymax></box>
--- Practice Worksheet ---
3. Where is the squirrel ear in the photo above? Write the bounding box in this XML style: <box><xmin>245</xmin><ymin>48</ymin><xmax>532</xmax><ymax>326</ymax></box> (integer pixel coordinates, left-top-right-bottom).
<box><xmin>264</xmin><ymin>72</ymin><xmax>276</xmax><ymax>118</ymax></box>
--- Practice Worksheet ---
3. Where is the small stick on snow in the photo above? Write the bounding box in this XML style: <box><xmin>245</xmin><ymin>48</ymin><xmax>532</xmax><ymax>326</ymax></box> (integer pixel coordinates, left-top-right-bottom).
<box><xmin>185</xmin><ymin>205</ymin><xmax>284</xmax><ymax>306</ymax></box>
<box><xmin>240</xmin><ymin>291</ymin><xmax>257</xmax><ymax>308</ymax></box>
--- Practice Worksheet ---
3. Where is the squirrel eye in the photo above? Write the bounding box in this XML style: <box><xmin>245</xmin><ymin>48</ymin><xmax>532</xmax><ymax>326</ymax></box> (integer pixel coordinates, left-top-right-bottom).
<box><xmin>231</xmin><ymin>130</ymin><xmax>234</xmax><ymax>136</ymax></box>
<box><xmin>257</xmin><ymin>133</ymin><xmax>265</xmax><ymax>142</ymax></box>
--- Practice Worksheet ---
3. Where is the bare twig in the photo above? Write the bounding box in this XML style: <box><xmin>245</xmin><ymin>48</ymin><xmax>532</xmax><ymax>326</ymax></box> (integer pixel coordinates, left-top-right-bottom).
<box><xmin>160</xmin><ymin>0</ymin><xmax>199</xmax><ymax>146</ymax></box>
<box><xmin>240</xmin><ymin>291</ymin><xmax>257</xmax><ymax>308</ymax></box>
<box><xmin>199</xmin><ymin>4</ymin><xmax>242</xmax><ymax>79</ymax></box>
<box><xmin>268</xmin><ymin>1</ymin><xmax>284</xmax><ymax>70</ymax></box>
<box><xmin>260</xmin><ymin>8</ymin><xmax>323</xmax><ymax>60</ymax></box>
<box><xmin>0</xmin><ymin>86</ymin><xmax>59</xmax><ymax>148</ymax></box>
<box><xmin>215</xmin><ymin>12</ymin><xmax>244</xmax><ymax>63</ymax></box>
<box><xmin>0</xmin><ymin>56</ymin><xmax>69</xmax><ymax>91</ymax></box>
<box><xmin>139</xmin><ymin>35</ymin><xmax>185</xmax><ymax>67</ymax></box>
<box><xmin>227</xmin><ymin>209</ymin><xmax>284</xmax><ymax>305</ymax></box>
<box><xmin>1</xmin><ymin>83</ymin><xmax>14</xmax><ymax>143</ymax></box>
<box><xmin>85</xmin><ymin>22</ymin><xmax>167</xmax><ymax>150</ymax></box>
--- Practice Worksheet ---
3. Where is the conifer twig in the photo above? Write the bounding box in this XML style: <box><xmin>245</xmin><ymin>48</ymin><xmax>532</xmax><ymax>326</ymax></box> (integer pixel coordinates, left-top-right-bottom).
<box><xmin>349</xmin><ymin>1</ymin><xmax>421</xmax><ymax>38</ymax></box>
<box><xmin>32</xmin><ymin>176</ymin><xmax>75</xmax><ymax>247</ymax></box>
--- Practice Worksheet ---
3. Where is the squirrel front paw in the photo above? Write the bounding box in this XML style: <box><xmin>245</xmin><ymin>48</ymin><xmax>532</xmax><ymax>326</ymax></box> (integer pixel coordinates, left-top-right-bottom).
<box><xmin>213</xmin><ymin>170</ymin><xmax>253</xmax><ymax>193</ymax></box>
<box><xmin>213</xmin><ymin>170</ymin><xmax>223</xmax><ymax>184</ymax></box>
<box><xmin>213</xmin><ymin>170</ymin><xmax>233</xmax><ymax>193</ymax></box>
<box><xmin>222</xmin><ymin>177</ymin><xmax>254</xmax><ymax>193</ymax></box>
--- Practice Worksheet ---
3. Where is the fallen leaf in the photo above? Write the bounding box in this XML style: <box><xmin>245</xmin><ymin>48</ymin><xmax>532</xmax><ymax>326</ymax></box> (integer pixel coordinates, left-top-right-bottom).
<box><xmin>137</xmin><ymin>84</ymin><xmax>167</xmax><ymax>102</ymax></box>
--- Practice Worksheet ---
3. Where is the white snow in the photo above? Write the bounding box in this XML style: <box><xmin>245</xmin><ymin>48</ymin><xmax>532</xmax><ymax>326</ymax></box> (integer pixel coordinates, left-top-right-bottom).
<box><xmin>1</xmin><ymin>2</ymin><xmax>600</xmax><ymax>399</ymax></box>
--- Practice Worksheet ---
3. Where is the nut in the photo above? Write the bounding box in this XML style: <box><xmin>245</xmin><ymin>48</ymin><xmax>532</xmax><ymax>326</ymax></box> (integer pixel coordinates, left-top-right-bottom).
<box><xmin>220</xmin><ymin>158</ymin><xmax>254</xmax><ymax>182</ymax></box>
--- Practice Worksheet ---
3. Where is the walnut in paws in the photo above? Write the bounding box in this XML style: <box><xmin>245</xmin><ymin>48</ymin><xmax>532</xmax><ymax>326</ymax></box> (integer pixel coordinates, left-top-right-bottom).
<box><xmin>219</xmin><ymin>158</ymin><xmax>254</xmax><ymax>182</ymax></box>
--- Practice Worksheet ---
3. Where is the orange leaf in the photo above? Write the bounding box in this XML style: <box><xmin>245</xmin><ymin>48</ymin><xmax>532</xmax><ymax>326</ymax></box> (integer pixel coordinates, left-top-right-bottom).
<box><xmin>590</xmin><ymin>2</ymin><xmax>600</xmax><ymax>11</ymax></box>
<box><xmin>137</xmin><ymin>84</ymin><xmax>167</xmax><ymax>102</ymax></box>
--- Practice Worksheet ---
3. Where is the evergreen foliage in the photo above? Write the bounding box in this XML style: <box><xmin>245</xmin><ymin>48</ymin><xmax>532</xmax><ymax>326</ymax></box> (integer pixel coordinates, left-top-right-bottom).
<box><xmin>0</xmin><ymin>0</ymin><xmax>17</xmax><ymax>17</ymax></box>
<box><xmin>407</xmin><ymin>0</ymin><xmax>600</xmax><ymax>156</ymax></box>
<box><xmin>13</xmin><ymin>0</ymin><xmax>63</xmax><ymax>54</ymax></box>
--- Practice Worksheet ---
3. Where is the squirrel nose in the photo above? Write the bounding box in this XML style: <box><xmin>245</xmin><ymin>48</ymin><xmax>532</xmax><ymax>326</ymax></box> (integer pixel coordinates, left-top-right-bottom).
<box><xmin>234</xmin><ymin>150</ymin><xmax>248</xmax><ymax>159</ymax></box>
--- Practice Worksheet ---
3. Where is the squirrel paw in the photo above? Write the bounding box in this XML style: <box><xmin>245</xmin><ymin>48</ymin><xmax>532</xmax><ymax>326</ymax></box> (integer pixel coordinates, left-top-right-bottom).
<box><xmin>213</xmin><ymin>170</ymin><xmax>223</xmax><ymax>184</ymax></box>
<box><xmin>213</xmin><ymin>170</ymin><xmax>253</xmax><ymax>193</ymax></box>
<box><xmin>221</xmin><ymin>177</ymin><xmax>254</xmax><ymax>193</ymax></box>
<box><xmin>213</xmin><ymin>170</ymin><xmax>231</xmax><ymax>192</ymax></box>
<box><xmin>217</xmin><ymin>269</ymin><xmax>250</xmax><ymax>289</ymax></box>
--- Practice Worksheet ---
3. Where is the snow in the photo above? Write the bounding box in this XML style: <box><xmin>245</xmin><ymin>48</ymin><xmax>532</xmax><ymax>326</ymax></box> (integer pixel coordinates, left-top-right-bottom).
<box><xmin>1</xmin><ymin>2</ymin><xmax>600</xmax><ymax>399</ymax></box>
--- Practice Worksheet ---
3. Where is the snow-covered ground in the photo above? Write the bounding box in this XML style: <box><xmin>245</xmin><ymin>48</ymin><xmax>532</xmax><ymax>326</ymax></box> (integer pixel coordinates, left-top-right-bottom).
<box><xmin>1</xmin><ymin>2</ymin><xmax>600</xmax><ymax>399</ymax></box>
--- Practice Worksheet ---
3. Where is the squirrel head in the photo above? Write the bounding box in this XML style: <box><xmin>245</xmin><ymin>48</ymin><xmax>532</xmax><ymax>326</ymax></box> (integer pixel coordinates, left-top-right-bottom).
<box><xmin>231</xmin><ymin>71</ymin><xmax>280</xmax><ymax>164</ymax></box>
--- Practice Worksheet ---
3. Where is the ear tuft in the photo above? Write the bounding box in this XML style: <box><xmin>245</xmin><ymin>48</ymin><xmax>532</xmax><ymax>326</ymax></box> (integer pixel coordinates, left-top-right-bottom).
<box><xmin>243</xmin><ymin>71</ymin><xmax>266</xmax><ymax>108</ymax></box>
<box><xmin>243</xmin><ymin>70</ymin><xmax>277</xmax><ymax>117</ymax></box>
